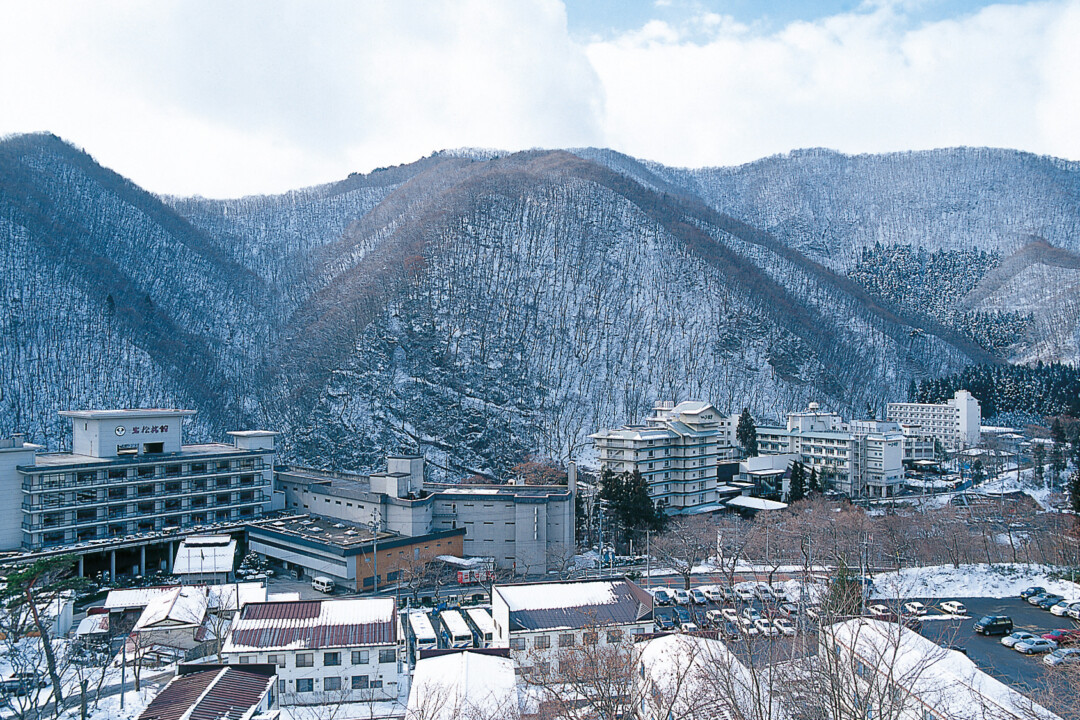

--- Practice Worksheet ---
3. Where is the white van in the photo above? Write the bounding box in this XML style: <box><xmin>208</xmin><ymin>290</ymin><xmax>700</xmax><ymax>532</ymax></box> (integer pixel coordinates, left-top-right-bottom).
<box><xmin>311</xmin><ymin>576</ymin><xmax>336</xmax><ymax>594</ymax></box>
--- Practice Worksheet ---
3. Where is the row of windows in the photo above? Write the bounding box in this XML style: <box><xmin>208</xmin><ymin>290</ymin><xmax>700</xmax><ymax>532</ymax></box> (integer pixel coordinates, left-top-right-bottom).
<box><xmin>239</xmin><ymin>649</ymin><xmax>396</xmax><ymax>667</ymax></box>
<box><xmin>509</xmin><ymin>629</ymin><xmax>623</xmax><ymax>651</ymax></box>
<box><xmin>290</xmin><ymin>676</ymin><xmax>383</xmax><ymax>693</ymax></box>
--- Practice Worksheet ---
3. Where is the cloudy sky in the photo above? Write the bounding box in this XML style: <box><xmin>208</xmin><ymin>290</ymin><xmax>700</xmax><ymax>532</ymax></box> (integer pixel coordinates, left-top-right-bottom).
<box><xmin>1</xmin><ymin>0</ymin><xmax>1076</xmax><ymax>197</ymax></box>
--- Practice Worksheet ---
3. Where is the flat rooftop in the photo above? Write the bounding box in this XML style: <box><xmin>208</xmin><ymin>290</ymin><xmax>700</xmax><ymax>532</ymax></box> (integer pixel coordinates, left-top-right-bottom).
<box><xmin>24</xmin><ymin>442</ymin><xmax>261</xmax><ymax>469</ymax></box>
<box><xmin>249</xmin><ymin>515</ymin><xmax>394</xmax><ymax>550</ymax></box>
<box><xmin>59</xmin><ymin>409</ymin><xmax>196</xmax><ymax>419</ymax></box>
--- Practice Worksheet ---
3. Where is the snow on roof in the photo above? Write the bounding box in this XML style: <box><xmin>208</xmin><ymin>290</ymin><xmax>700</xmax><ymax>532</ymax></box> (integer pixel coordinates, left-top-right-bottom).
<box><xmin>267</xmin><ymin>592</ymin><xmax>301</xmax><ymax>603</ymax></box>
<box><xmin>828</xmin><ymin>619</ymin><xmax>1061</xmax><ymax>720</ymax></box>
<box><xmin>105</xmin><ymin>586</ymin><xmax>179</xmax><ymax>611</ymax></box>
<box><xmin>465</xmin><ymin>608</ymin><xmax>495</xmax><ymax>635</ymax></box>
<box><xmin>440</xmin><ymin>610</ymin><xmax>472</xmax><ymax>638</ymax></box>
<box><xmin>206</xmin><ymin>582</ymin><xmax>267</xmax><ymax>612</ymax></box>
<box><xmin>496</xmin><ymin>581</ymin><xmax>618</xmax><ymax>612</ymax></box>
<box><xmin>726</xmin><ymin>496</ymin><xmax>788</xmax><ymax>511</ymax></box>
<box><xmin>223</xmin><ymin>598</ymin><xmax>396</xmax><ymax>652</ymax></box>
<box><xmin>408</xmin><ymin>610</ymin><xmax>437</xmax><ymax>640</ymax></box>
<box><xmin>671</xmin><ymin>401</ymin><xmax>712</xmax><ymax>415</ymax></box>
<box><xmin>133</xmin><ymin>586</ymin><xmax>209</xmax><ymax>631</ymax></box>
<box><xmin>173</xmin><ymin>536</ymin><xmax>237</xmax><ymax>575</ymax></box>
<box><xmin>407</xmin><ymin>651</ymin><xmax>519</xmax><ymax>720</ymax></box>
<box><xmin>75</xmin><ymin>614</ymin><xmax>110</xmax><ymax>636</ymax></box>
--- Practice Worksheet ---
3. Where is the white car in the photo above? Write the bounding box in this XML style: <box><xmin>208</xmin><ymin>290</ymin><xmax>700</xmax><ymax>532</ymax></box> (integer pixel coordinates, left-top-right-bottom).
<box><xmin>720</xmin><ymin>608</ymin><xmax>739</xmax><ymax>624</ymax></box>
<box><xmin>1049</xmin><ymin>600</ymin><xmax>1079</xmax><ymax>617</ymax></box>
<box><xmin>773</xmin><ymin>618</ymin><xmax>796</xmax><ymax>636</ymax></box>
<box><xmin>902</xmin><ymin>601</ymin><xmax>928</xmax><ymax>616</ymax></box>
<box><xmin>705</xmin><ymin>609</ymin><xmax>725</xmax><ymax>625</ymax></box>
<box><xmin>734</xmin><ymin>586</ymin><xmax>756</xmax><ymax>602</ymax></box>
<box><xmin>741</xmin><ymin>607</ymin><xmax>762</xmax><ymax>623</ymax></box>
<box><xmin>672</xmin><ymin>589</ymin><xmax>690</xmax><ymax>605</ymax></box>
<box><xmin>940</xmin><ymin>601</ymin><xmax>967</xmax><ymax>615</ymax></box>
<box><xmin>755</xmin><ymin>584</ymin><xmax>778</xmax><ymax>603</ymax></box>
<box><xmin>702</xmin><ymin>586</ymin><xmax>726</xmax><ymax>602</ymax></box>
<box><xmin>754</xmin><ymin>618</ymin><xmax>780</xmax><ymax>636</ymax></box>
<box><xmin>1044</xmin><ymin>648</ymin><xmax>1080</xmax><ymax>666</ymax></box>
<box><xmin>867</xmin><ymin>604</ymin><xmax>890</xmax><ymax>617</ymax></box>
<box><xmin>806</xmin><ymin>605</ymin><xmax>821</xmax><ymax>621</ymax></box>
<box><xmin>680</xmin><ymin>622</ymin><xmax>700</xmax><ymax>633</ymax></box>
<box><xmin>1001</xmin><ymin>630</ymin><xmax>1037</xmax><ymax>648</ymax></box>
<box><xmin>689</xmin><ymin>589</ymin><xmax>708</xmax><ymax>605</ymax></box>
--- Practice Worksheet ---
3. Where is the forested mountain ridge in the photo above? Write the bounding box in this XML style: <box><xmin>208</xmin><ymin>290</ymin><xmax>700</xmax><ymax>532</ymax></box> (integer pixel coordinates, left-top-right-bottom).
<box><xmin>0</xmin><ymin>134</ymin><xmax>1076</xmax><ymax>476</ymax></box>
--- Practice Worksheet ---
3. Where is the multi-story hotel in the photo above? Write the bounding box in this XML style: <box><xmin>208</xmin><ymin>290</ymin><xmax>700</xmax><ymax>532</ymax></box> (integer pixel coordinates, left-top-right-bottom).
<box><xmin>590</xmin><ymin>401</ymin><xmax>738</xmax><ymax>513</ymax></box>
<box><xmin>3</xmin><ymin>409</ymin><xmax>276</xmax><ymax>575</ymax></box>
<box><xmin>757</xmin><ymin>405</ymin><xmax>904</xmax><ymax>498</ymax></box>
<box><xmin>886</xmin><ymin>390</ymin><xmax>981</xmax><ymax>451</ymax></box>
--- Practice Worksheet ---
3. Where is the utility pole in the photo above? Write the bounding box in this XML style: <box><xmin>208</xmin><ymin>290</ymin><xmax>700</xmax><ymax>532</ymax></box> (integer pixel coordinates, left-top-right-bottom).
<box><xmin>370</xmin><ymin>509</ymin><xmax>381</xmax><ymax>595</ymax></box>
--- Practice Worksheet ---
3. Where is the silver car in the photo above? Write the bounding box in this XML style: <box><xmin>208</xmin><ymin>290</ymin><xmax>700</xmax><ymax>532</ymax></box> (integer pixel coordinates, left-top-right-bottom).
<box><xmin>1014</xmin><ymin>637</ymin><xmax>1057</xmax><ymax>655</ymax></box>
<box><xmin>1044</xmin><ymin>648</ymin><xmax>1080</xmax><ymax>666</ymax></box>
<box><xmin>1001</xmin><ymin>630</ymin><xmax>1036</xmax><ymax>648</ymax></box>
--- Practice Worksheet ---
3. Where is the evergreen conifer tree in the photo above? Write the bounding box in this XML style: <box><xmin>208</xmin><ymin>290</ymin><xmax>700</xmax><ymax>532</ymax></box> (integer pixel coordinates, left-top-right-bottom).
<box><xmin>736</xmin><ymin>408</ymin><xmax>758</xmax><ymax>457</ymax></box>
<box><xmin>788</xmin><ymin>461</ymin><xmax>806</xmax><ymax>503</ymax></box>
<box><xmin>808</xmin><ymin>467</ymin><xmax>821</xmax><ymax>493</ymax></box>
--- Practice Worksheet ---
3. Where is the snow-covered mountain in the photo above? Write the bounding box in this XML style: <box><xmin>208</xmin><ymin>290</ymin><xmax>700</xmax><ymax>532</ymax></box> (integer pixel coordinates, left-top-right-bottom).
<box><xmin>1</xmin><ymin>134</ymin><xmax>1077</xmax><ymax>477</ymax></box>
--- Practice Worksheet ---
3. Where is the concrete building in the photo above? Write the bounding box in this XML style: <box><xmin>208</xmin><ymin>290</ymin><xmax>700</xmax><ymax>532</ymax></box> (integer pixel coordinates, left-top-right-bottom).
<box><xmin>273</xmin><ymin>456</ymin><xmax>574</xmax><ymax>576</ymax></box>
<box><xmin>222</xmin><ymin>598</ymin><xmax>401</xmax><ymax>705</ymax></box>
<box><xmin>590</xmin><ymin>401</ymin><xmax>739</xmax><ymax>514</ymax></box>
<box><xmin>172</xmin><ymin>535</ymin><xmax>236</xmax><ymax>584</ymax></box>
<box><xmin>757</xmin><ymin>405</ymin><xmax>904</xmax><ymax>498</ymax></box>
<box><xmin>4</xmin><ymin>409</ymin><xmax>276</xmax><ymax>577</ymax></box>
<box><xmin>246</xmin><ymin>514</ymin><xmax>464</xmax><ymax>592</ymax></box>
<box><xmin>490</xmin><ymin>579</ymin><xmax>654</xmax><ymax>674</ymax></box>
<box><xmin>886</xmin><ymin>390</ymin><xmax>982</xmax><ymax>451</ymax></box>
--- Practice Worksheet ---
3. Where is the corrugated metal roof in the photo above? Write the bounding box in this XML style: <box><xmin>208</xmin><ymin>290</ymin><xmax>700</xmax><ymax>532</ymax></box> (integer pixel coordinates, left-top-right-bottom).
<box><xmin>224</xmin><ymin>598</ymin><xmax>396</xmax><ymax>652</ymax></box>
<box><xmin>499</xmin><ymin>579</ymin><xmax>653</xmax><ymax>632</ymax></box>
<box><xmin>138</xmin><ymin>667</ymin><xmax>274</xmax><ymax>720</ymax></box>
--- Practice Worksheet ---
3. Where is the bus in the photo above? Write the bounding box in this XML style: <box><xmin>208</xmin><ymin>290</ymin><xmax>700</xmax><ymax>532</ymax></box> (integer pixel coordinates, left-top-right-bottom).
<box><xmin>465</xmin><ymin>607</ymin><xmax>495</xmax><ymax>647</ymax></box>
<box><xmin>408</xmin><ymin>610</ymin><xmax>439</xmax><ymax>653</ymax></box>
<box><xmin>439</xmin><ymin>609</ymin><xmax>474</xmax><ymax>649</ymax></box>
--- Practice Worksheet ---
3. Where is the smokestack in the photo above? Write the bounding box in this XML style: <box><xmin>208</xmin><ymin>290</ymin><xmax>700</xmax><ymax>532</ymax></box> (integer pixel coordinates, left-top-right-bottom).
<box><xmin>567</xmin><ymin>461</ymin><xmax>577</xmax><ymax>494</ymax></box>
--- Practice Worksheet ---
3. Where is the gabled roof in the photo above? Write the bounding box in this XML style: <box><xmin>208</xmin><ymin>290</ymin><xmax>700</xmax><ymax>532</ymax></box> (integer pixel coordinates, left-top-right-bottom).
<box><xmin>407</xmin><ymin>651</ymin><xmax>519</xmax><ymax>720</ymax></box>
<box><xmin>138</xmin><ymin>666</ymin><xmax>275</xmax><ymax>720</ymax></box>
<box><xmin>105</xmin><ymin>586</ymin><xmax>180</xmax><ymax>611</ymax></box>
<box><xmin>223</xmin><ymin>598</ymin><xmax>396</xmax><ymax>652</ymax></box>
<box><xmin>133</xmin><ymin>586</ymin><xmax>208</xmax><ymax>631</ymax></box>
<box><xmin>495</xmin><ymin>579</ymin><xmax>653</xmax><ymax>632</ymax></box>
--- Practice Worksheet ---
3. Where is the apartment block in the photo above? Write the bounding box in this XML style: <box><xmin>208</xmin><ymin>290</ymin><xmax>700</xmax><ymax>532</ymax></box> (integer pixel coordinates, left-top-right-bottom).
<box><xmin>590</xmin><ymin>401</ymin><xmax>738</xmax><ymax>513</ymax></box>
<box><xmin>886</xmin><ymin>390</ymin><xmax>982</xmax><ymax>451</ymax></box>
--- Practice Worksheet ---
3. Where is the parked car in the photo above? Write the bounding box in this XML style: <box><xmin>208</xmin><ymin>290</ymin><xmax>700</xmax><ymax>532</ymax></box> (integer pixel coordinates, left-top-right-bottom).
<box><xmin>721</xmin><ymin>607</ymin><xmax>739</xmax><ymax>624</ymax></box>
<box><xmin>1002</xmin><ymin>630</ymin><xmax>1037</xmax><ymax>648</ymax></box>
<box><xmin>1020</xmin><ymin>586</ymin><xmax>1047</xmax><ymax>600</ymax></box>
<box><xmin>754</xmin><ymin>618</ymin><xmax>780</xmax><ymax>636</ymax></box>
<box><xmin>973</xmin><ymin>615</ymin><xmax>1013</xmax><ymax>636</ymax></box>
<box><xmin>1041</xmin><ymin>629</ymin><xmax>1080</xmax><ymax>646</ymax></box>
<box><xmin>680</xmin><ymin>622</ymin><xmax>700</xmax><ymax>633</ymax></box>
<box><xmin>0</xmin><ymin>674</ymin><xmax>47</xmax><ymax>697</ymax></box>
<box><xmin>674</xmin><ymin>607</ymin><xmax>692</xmax><ymax>625</ymax></box>
<box><xmin>755</xmin><ymin>584</ymin><xmax>778</xmax><ymax>603</ymax></box>
<box><xmin>1037</xmin><ymin>594</ymin><xmax>1066</xmax><ymax>610</ymax></box>
<box><xmin>902</xmin><ymin>601</ymin><xmax>928</xmax><ymax>616</ymax></box>
<box><xmin>734</xmin><ymin>586</ymin><xmax>756</xmax><ymax>602</ymax></box>
<box><xmin>805</xmin><ymin>605</ymin><xmax>821</xmax><ymax>621</ymax></box>
<box><xmin>690</xmin><ymin>589</ymin><xmax>709</xmax><ymax>605</ymax></box>
<box><xmin>779</xmin><ymin>602</ymin><xmax>799</xmax><ymax>617</ymax></box>
<box><xmin>867</xmin><ymin>603</ymin><xmax>890</xmax><ymax>617</ymax></box>
<box><xmin>672</xmin><ymin>589</ymin><xmax>691</xmax><ymax>606</ymax></box>
<box><xmin>1044</xmin><ymin>648</ymin><xmax>1080</xmax><ymax>667</ymax></box>
<box><xmin>1015</xmin><ymin>637</ymin><xmax>1058</xmax><ymax>655</ymax></box>
<box><xmin>1069</xmin><ymin>604</ymin><xmax>1080</xmax><ymax>621</ymax></box>
<box><xmin>1049</xmin><ymin>600</ymin><xmax>1078</xmax><ymax>617</ymax></box>
<box><xmin>702</xmin><ymin>586</ymin><xmax>726</xmax><ymax>602</ymax></box>
<box><xmin>773</xmin><ymin>618</ymin><xmax>796</xmax><ymax>636</ymax></box>
<box><xmin>653</xmin><ymin>589</ymin><xmax>674</xmax><ymax>606</ymax></box>
<box><xmin>1027</xmin><ymin>592</ymin><xmax>1053</xmax><ymax>606</ymax></box>
<box><xmin>655</xmin><ymin>614</ymin><xmax>676</xmax><ymax>631</ymax></box>
<box><xmin>940</xmin><ymin>601</ymin><xmax>967</xmax><ymax>615</ymax></box>
<box><xmin>705</xmin><ymin>609</ymin><xmax>725</xmax><ymax>626</ymax></box>
<box><xmin>741</xmin><ymin>606</ymin><xmax>762</xmax><ymax>622</ymax></box>
<box><xmin>719</xmin><ymin>621</ymin><xmax>741</xmax><ymax>639</ymax></box>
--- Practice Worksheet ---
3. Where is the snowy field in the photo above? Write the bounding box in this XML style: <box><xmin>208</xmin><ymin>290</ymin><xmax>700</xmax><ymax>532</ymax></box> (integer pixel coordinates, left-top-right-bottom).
<box><xmin>871</xmin><ymin>563</ymin><xmax>1080</xmax><ymax>600</ymax></box>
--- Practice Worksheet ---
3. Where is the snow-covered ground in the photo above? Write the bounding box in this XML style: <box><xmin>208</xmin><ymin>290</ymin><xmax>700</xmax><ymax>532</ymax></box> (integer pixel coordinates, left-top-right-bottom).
<box><xmin>871</xmin><ymin>563</ymin><xmax>1080</xmax><ymax>600</ymax></box>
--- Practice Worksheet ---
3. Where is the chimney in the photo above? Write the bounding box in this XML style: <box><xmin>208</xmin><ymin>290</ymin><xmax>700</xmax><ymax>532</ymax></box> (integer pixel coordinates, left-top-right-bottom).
<box><xmin>567</xmin><ymin>461</ymin><xmax>577</xmax><ymax>494</ymax></box>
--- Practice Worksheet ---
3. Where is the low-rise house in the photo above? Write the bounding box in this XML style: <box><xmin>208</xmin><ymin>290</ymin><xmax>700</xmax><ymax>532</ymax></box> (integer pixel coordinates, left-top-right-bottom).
<box><xmin>138</xmin><ymin>663</ymin><xmax>278</xmax><ymax>720</ymax></box>
<box><xmin>406</xmin><ymin>650</ymin><xmax>520</xmax><ymax>720</ymax></box>
<box><xmin>130</xmin><ymin>585</ymin><xmax>209</xmax><ymax>654</ymax></box>
<box><xmin>222</xmin><ymin>598</ymin><xmax>401</xmax><ymax>705</ymax></box>
<box><xmin>491</xmin><ymin>579</ymin><xmax>653</xmax><ymax>674</ymax></box>
<box><xmin>173</xmin><ymin>535</ymin><xmax>236</xmax><ymax>584</ymax></box>
<box><xmin>822</xmin><ymin>619</ymin><xmax>1061</xmax><ymax>720</ymax></box>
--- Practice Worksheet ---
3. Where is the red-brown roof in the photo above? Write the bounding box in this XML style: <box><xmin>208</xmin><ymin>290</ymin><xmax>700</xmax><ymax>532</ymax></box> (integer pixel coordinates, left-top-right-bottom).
<box><xmin>224</xmin><ymin>598</ymin><xmax>396</xmax><ymax>652</ymax></box>
<box><xmin>138</xmin><ymin>667</ymin><xmax>274</xmax><ymax>720</ymax></box>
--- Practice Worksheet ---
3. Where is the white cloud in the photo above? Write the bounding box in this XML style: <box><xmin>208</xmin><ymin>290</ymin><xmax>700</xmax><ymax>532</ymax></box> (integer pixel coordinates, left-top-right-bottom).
<box><xmin>0</xmin><ymin>0</ymin><xmax>1076</xmax><ymax>196</ymax></box>
<box><xmin>587</xmin><ymin>0</ymin><xmax>1080</xmax><ymax>168</ymax></box>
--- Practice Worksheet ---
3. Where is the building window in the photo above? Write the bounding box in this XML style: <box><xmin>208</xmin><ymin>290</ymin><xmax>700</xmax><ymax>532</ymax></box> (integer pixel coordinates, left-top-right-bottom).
<box><xmin>296</xmin><ymin>679</ymin><xmax>313</xmax><ymax>693</ymax></box>
<box><xmin>509</xmin><ymin>638</ymin><xmax>525</xmax><ymax>651</ymax></box>
<box><xmin>352</xmin><ymin>650</ymin><xmax>369</xmax><ymax>664</ymax></box>
<box><xmin>143</xmin><ymin>442</ymin><xmax>164</xmax><ymax>454</ymax></box>
<box><xmin>278</xmin><ymin>679</ymin><xmax>285</xmax><ymax>694</ymax></box>
<box><xmin>324</xmin><ymin>652</ymin><xmax>340</xmax><ymax>666</ymax></box>
<box><xmin>108</xmin><ymin>486</ymin><xmax>126</xmax><ymax>500</ymax></box>
<box><xmin>351</xmin><ymin>675</ymin><xmax>369</xmax><ymax>690</ymax></box>
<box><xmin>268</xmin><ymin>654</ymin><xmax>284</xmax><ymax>667</ymax></box>
<box><xmin>190</xmin><ymin>463</ymin><xmax>206</xmax><ymax>474</ymax></box>
<box><xmin>534</xmin><ymin>635</ymin><xmax>550</xmax><ymax>649</ymax></box>
<box><xmin>108</xmin><ymin>469</ymin><xmax>126</xmax><ymax>480</ymax></box>
<box><xmin>378</xmin><ymin>649</ymin><xmax>395</xmax><ymax>664</ymax></box>
<box><xmin>238</xmin><ymin>655</ymin><xmax>254</xmax><ymax>664</ymax></box>
<box><xmin>583</xmin><ymin>631</ymin><xmax>598</xmax><ymax>645</ymax></box>
<box><xmin>607</xmin><ymin>630</ymin><xmax>622</xmax><ymax>644</ymax></box>
<box><xmin>137</xmin><ymin>484</ymin><xmax>154</xmax><ymax>497</ymax></box>
<box><xmin>324</xmin><ymin>676</ymin><xmax>341</xmax><ymax>692</ymax></box>
<box><xmin>296</xmin><ymin>653</ymin><xmax>314</xmax><ymax>667</ymax></box>
<box><xmin>191</xmin><ymin>479</ymin><xmax>206</xmax><ymax>492</ymax></box>
<box><xmin>559</xmin><ymin>634</ymin><xmax>575</xmax><ymax>648</ymax></box>
<box><xmin>370</xmin><ymin>680</ymin><xmax>383</xmax><ymax>689</ymax></box>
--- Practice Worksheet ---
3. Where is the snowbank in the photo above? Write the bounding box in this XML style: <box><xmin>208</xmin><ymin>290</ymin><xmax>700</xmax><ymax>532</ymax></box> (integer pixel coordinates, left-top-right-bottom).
<box><xmin>871</xmin><ymin>564</ymin><xmax>1080</xmax><ymax>600</ymax></box>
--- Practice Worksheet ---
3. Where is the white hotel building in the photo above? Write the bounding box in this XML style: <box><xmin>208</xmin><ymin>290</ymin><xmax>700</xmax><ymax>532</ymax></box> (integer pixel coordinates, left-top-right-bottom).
<box><xmin>2</xmin><ymin>409</ymin><xmax>276</xmax><ymax>575</ymax></box>
<box><xmin>590</xmin><ymin>401</ymin><xmax>738</xmax><ymax>513</ymax></box>
<box><xmin>886</xmin><ymin>390</ymin><xmax>982</xmax><ymax>451</ymax></box>
<box><xmin>757</xmin><ymin>404</ymin><xmax>904</xmax><ymax>498</ymax></box>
